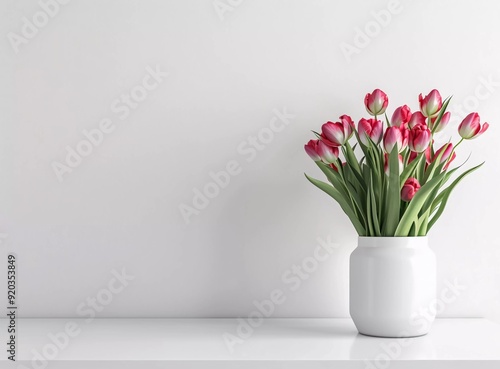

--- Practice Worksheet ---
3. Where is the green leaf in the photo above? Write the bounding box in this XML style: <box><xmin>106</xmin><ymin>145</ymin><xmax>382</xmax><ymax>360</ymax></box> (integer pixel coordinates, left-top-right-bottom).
<box><xmin>384</xmin><ymin>148</ymin><xmax>401</xmax><ymax>236</ymax></box>
<box><xmin>316</xmin><ymin>162</ymin><xmax>347</xmax><ymax>192</ymax></box>
<box><xmin>343</xmin><ymin>155</ymin><xmax>367</xmax><ymax>193</ymax></box>
<box><xmin>344</xmin><ymin>142</ymin><xmax>362</xmax><ymax>175</ymax></box>
<box><xmin>344</xmin><ymin>179</ymin><xmax>368</xmax><ymax>230</ymax></box>
<box><xmin>395</xmin><ymin>168</ymin><xmax>451</xmax><ymax>236</ymax></box>
<box><xmin>368</xmin><ymin>175</ymin><xmax>381</xmax><ymax>236</ymax></box>
<box><xmin>304</xmin><ymin>173</ymin><xmax>365</xmax><ymax>235</ymax></box>
<box><xmin>422</xmin><ymin>148</ymin><xmax>448</xmax><ymax>184</ymax></box>
<box><xmin>409</xmin><ymin>221</ymin><xmax>418</xmax><ymax>236</ymax></box>
<box><xmin>400</xmin><ymin>154</ymin><xmax>423</xmax><ymax>187</ymax></box>
<box><xmin>316</xmin><ymin>161</ymin><xmax>369</xmax><ymax>227</ymax></box>
<box><xmin>417</xmin><ymin>177</ymin><xmax>445</xmax><ymax>235</ymax></box>
<box><xmin>417</xmin><ymin>154</ymin><xmax>427</xmax><ymax>184</ymax></box>
<box><xmin>366</xmin><ymin>178</ymin><xmax>375</xmax><ymax>236</ymax></box>
<box><xmin>429</xmin><ymin>154</ymin><xmax>472</xmax><ymax>214</ymax></box>
<box><xmin>362</xmin><ymin>163</ymin><xmax>370</xmax><ymax>184</ymax></box>
<box><xmin>379</xmin><ymin>175</ymin><xmax>387</xmax><ymax>224</ymax></box>
<box><xmin>427</xmin><ymin>162</ymin><xmax>484</xmax><ymax>231</ymax></box>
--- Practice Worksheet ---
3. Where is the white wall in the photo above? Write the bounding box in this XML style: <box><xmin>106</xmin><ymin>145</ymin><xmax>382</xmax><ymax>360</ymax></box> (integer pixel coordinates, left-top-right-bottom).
<box><xmin>0</xmin><ymin>0</ymin><xmax>499</xmax><ymax>319</ymax></box>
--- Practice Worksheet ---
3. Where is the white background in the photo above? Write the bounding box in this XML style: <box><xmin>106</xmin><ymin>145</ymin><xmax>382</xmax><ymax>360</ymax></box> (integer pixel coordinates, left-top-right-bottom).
<box><xmin>0</xmin><ymin>0</ymin><xmax>499</xmax><ymax>319</ymax></box>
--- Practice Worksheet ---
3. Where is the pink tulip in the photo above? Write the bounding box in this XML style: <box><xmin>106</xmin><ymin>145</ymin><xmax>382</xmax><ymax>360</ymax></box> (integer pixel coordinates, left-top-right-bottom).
<box><xmin>304</xmin><ymin>139</ymin><xmax>340</xmax><ymax>164</ymax></box>
<box><xmin>391</xmin><ymin>105</ymin><xmax>411</xmax><ymax>127</ymax></box>
<box><xmin>430</xmin><ymin>111</ymin><xmax>450</xmax><ymax>133</ymax></box>
<box><xmin>434</xmin><ymin>143</ymin><xmax>454</xmax><ymax>162</ymax></box>
<box><xmin>321</xmin><ymin>116</ymin><xmax>354</xmax><ymax>147</ymax></box>
<box><xmin>383</xmin><ymin>126</ymin><xmax>408</xmax><ymax>153</ymax></box>
<box><xmin>317</xmin><ymin>140</ymin><xmax>340</xmax><ymax>164</ymax></box>
<box><xmin>304</xmin><ymin>139</ymin><xmax>321</xmax><ymax>161</ymax></box>
<box><xmin>321</xmin><ymin>122</ymin><xmax>344</xmax><ymax>147</ymax></box>
<box><xmin>384</xmin><ymin>153</ymin><xmax>404</xmax><ymax>176</ymax></box>
<box><xmin>358</xmin><ymin>118</ymin><xmax>384</xmax><ymax>146</ymax></box>
<box><xmin>419</xmin><ymin>89</ymin><xmax>442</xmax><ymax>117</ymax></box>
<box><xmin>401</xmin><ymin>178</ymin><xmax>421</xmax><ymax>202</ymax></box>
<box><xmin>408</xmin><ymin>111</ymin><xmax>427</xmax><ymax>129</ymax></box>
<box><xmin>364</xmin><ymin>89</ymin><xmax>388</xmax><ymax>116</ymax></box>
<box><xmin>409</xmin><ymin>125</ymin><xmax>432</xmax><ymax>153</ymax></box>
<box><xmin>458</xmin><ymin>112</ymin><xmax>489</xmax><ymax>139</ymax></box>
<box><xmin>339</xmin><ymin>114</ymin><xmax>355</xmax><ymax>139</ymax></box>
<box><xmin>432</xmin><ymin>143</ymin><xmax>456</xmax><ymax>170</ymax></box>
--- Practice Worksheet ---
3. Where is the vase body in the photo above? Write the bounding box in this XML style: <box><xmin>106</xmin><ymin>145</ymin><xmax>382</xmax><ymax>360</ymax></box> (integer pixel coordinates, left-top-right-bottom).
<box><xmin>349</xmin><ymin>237</ymin><xmax>436</xmax><ymax>338</ymax></box>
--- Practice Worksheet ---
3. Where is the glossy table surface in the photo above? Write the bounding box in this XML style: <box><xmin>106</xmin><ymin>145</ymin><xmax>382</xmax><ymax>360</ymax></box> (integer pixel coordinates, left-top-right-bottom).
<box><xmin>2</xmin><ymin>318</ymin><xmax>499</xmax><ymax>368</ymax></box>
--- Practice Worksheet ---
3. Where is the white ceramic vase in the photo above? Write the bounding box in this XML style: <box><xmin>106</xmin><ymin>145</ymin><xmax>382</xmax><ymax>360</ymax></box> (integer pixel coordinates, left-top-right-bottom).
<box><xmin>349</xmin><ymin>236</ymin><xmax>436</xmax><ymax>338</ymax></box>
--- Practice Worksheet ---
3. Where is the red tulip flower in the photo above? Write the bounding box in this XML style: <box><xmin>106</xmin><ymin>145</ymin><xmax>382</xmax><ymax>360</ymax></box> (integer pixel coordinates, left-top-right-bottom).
<box><xmin>391</xmin><ymin>105</ymin><xmax>412</xmax><ymax>127</ymax></box>
<box><xmin>409</xmin><ymin>125</ymin><xmax>432</xmax><ymax>153</ymax></box>
<box><xmin>364</xmin><ymin>89</ymin><xmax>388</xmax><ymax>116</ymax></box>
<box><xmin>430</xmin><ymin>111</ymin><xmax>450</xmax><ymax>133</ymax></box>
<box><xmin>321</xmin><ymin>115</ymin><xmax>354</xmax><ymax>147</ymax></box>
<box><xmin>431</xmin><ymin>143</ymin><xmax>456</xmax><ymax>170</ymax></box>
<box><xmin>305</xmin><ymin>139</ymin><xmax>340</xmax><ymax>164</ymax></box>
<box><xmin>408</xmin><ymin>111</ymin><xmax>426</xmax><ymax>129</ymax></box>
<box><xmin>358</xmin><ymin>118</ymin><xmax>384</xmax><ymax>146</ymax></box>
<box><xmin>401</xmin><ymin>178</ymin><xmax>421</xmax><ymax>202</ymax></box>
<box><xmin>317</xmin><ymin>140</ymin><xmax>340</xmax><ymax>164</ymax></box>
<box><xmin>383</xmin><ymin>126</ymin><xmax>408</xmax><ymax>153</ymax></box>
<box><xmin>304</xmin><ymin>139</ymin><xmax>321</xmax><ymax>161</ymax></box>
<box><xmin>458</xmin><ymin>112</ymin><xmax>489</xmax><ymax>139</ymax></box>
<box><xmin>419</xmin><ymin>89</ymin><xmax>442</xmax><ymax>117</ymax></box>
<box><xmin>321</xmin><ymin>122</ymin><xmax>345</xmax><ymax>147</ymax></box>
<box><xmin>339</xmin><ymin>114</ymin><xmax>355</xmax><ymax>140</ymax></box>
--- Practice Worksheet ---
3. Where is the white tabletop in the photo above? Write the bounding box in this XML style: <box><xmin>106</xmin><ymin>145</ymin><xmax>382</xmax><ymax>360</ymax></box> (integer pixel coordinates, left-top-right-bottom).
<box><xmin>2</xmin><ymin>318</ymin><xmax>500</xmax><ymax>368</ymax></box>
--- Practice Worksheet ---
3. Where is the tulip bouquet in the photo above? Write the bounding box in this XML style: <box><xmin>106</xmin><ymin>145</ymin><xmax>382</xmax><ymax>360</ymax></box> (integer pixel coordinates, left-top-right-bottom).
<box><xmin>304</xmin><ymin>89</ymin><xmax>488</xmax><ymax>236</ymax></box>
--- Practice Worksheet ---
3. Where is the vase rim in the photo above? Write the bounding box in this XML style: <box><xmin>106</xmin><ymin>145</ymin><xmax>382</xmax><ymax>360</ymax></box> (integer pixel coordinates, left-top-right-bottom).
<box><xmin>357</xmin><ymin>236</ymin><xmax>429</xmax><ymax>248</ymax></box>
<box><xmin>358</xmin><ymin>236</ymin><xmax>428</xmax><ymax>239</ymax></box>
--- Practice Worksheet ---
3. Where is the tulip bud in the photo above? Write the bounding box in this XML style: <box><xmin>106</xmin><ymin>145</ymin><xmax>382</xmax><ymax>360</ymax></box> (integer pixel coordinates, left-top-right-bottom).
<box><xmin>401</xmin><ymin>178</ymin><xmax>421</xmax><ymax>202</ymax></box>
<box><xmin>433</xmin><ymin>143</ymin><xmax>456</xmax><ymax>170</ymax></box>
<box><xmin>304</xmin><ymin>139</ymin><xmax>321</xmax><ymax>161</ymax></box>
<box><xmin>390</xmin><ymin>105</ymin><xmax>411</xmax><ymax>127</ymax></box>
<box><xmin>317</xmin><ymin>140</ymin><xmax>340</xmax><ymax>164</ymax></box>
<box><xmin>419</xmin><ymin>89</ymin><xmax>442</xmax><ymax>117</ymax></box>
<box><xmin>458</xmin><ymin>112</ymin><xmax>489</xmax><ymax>139</ymax></box>
<box><xmin>434</xmin><ymin>143</ymin><xmax>453</xmax><ymax>162</ymax></box>
<box><xmin>383</xmin><ymin>126</ymin><xmax>408</xmax><ymax>153</ymax></box>
<box><xmin>358</xmin><ymin>118</ymin><xmax>384</xmax><ymax>146</ymax></box>
<box><xmin>408</xmin><ymin>112</ymin><xmax>426</xmax><ymax>129</ymax></box>
<box><xmin>409</xmin><ymin>125</ymin><xmax>432</xmax><ymax>153</ymax></box>
<box><xmin>430</xmin><ymin>111</ymin><xmax>450</xmax><ymax>133</ymax></box>
<box><xmin>364</xmin><ymin>89</ymin><xmax>389</xmax><ymax>116</ymax></box>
